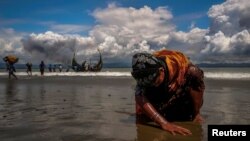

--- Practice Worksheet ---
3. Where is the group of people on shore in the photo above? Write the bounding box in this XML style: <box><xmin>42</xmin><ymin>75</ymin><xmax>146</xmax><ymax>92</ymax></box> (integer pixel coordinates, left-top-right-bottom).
<box><xmin>48</xmin><ymin>64</ymin><xmax>65</xmax><ymax>72</ymax></box>
<box><xmin>5</xmin><ymin>61</ymin><xmax>67</xmax><ymax>79</ymax></box>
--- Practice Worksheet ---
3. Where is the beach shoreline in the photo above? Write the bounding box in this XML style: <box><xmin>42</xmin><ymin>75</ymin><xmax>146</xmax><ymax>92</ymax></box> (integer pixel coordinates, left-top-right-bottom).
<box><xmin>0</xmin><ymin>74</ymin><xmax>249</xmax><ymax>141</ymax></box>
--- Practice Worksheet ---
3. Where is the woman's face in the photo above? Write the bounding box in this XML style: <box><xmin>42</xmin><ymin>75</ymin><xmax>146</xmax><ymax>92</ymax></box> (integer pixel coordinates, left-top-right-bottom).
<box><xmin>153</xmin><ymin>67</ymin><xmax>165</xmax><ymax>87</ymax></box>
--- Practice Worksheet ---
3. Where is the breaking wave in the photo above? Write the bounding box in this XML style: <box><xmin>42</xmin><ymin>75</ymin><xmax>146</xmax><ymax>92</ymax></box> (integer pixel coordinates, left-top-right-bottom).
<box><xmin>0</xmin><ymin>72</ymin><xmax>131</xmax><ymax>77</ymax></box>
<box><xmin>204</xmin><ymin>72</ymin><xmax>250</xmax><ymax>80</ymax></box>
<box><xmin>0</xmin><ymin>71</ymin><xmax>250</xmax><ymax>80</ymax></box>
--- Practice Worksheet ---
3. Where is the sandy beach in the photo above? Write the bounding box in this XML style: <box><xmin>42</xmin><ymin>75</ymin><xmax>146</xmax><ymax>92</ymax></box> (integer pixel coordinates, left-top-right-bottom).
<box><xmin>0</xmin><ymin>76</ymin><xmax>137</xmax><ymax>141</ymax></box>
<box><xmin>0</xmin><ymin>71</ymin><xmax>249</xmax><ymax>141</ymax></box>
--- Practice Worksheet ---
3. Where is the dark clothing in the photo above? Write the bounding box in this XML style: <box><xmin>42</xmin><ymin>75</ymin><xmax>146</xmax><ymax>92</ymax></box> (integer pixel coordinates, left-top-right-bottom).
<box><xmin>59</xmin><ymin>65</ymin><xmax>62</xmax><ymax>72</ymax></box>
<box><xmin>6</xmin><ymin>63</ymin><xmax>16</xmax><ymax>72</ymax></box>
<box><xmin>39</xmin><ymin>62</ymin><xmax>45</xmax><ymax>75</ymax></box>
<box><xmin>53</xmin><ymin>65</ymin><xmax>56</xmax><ymax>72</ymax></box>
<box><xmin>135</xmin><ymin>64</ymin><xmax>205</xmax><ymax>122</ymax></box>
<box><xmin>26</xmin><ymin>63</ymin><xmax>32</xmax><ymax>75</ymax></box>
<box><xmin>48</xmin><ymin>64</ymin><xmax>52</xmax><ymax>72</ymax></box>
<box><xmin>27</xmin><ymin>66</ymin><xmax>32</xmax><ymax>72</ymax></box>
<box><xmin>6</xmin><ymin>63</ymin><xmax>17</xmax><ymax>79</ymax></box>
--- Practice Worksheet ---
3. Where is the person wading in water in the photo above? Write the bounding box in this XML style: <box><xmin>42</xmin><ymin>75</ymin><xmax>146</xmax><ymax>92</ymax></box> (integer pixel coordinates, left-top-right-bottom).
<box><xmin>39</xmin><ymin>61</ymin><xmax>45</xmax><ymax>76</ymax></box>
<box><xmin>6</xmin><ymin>62</ymin><xmax>18</xmax><ymax>79</ymax></box>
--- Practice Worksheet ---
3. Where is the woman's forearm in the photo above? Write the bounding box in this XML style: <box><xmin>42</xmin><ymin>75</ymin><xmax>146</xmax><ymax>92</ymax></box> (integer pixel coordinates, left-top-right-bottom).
<box><xmin>136</xmin><ymin>95</ymin><xmax>168</xmax><ymax>126</ymax></box>
<box><xmin>143</xmin><ymin>102</ymin><xmax>168</xmax><ymax>125</ymax></box>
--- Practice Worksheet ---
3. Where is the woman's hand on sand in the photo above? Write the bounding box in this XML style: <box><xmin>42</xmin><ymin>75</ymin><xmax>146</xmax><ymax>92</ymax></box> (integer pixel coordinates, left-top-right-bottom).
<box><xmin>161</xmin><ymin>122</ymin><xmax>192</xmax><ymax>136</ymax></box>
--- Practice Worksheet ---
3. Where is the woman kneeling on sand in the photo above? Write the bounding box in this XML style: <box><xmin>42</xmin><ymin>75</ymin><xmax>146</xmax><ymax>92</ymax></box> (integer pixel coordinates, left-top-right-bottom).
<box><xmin>131</xmin><ymin>49</ymin><xmax>205</xmax><ymax>136</ymax></box>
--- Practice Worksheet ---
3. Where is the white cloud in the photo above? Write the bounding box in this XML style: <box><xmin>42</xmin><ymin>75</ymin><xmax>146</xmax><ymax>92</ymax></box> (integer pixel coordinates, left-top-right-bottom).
<box><xmin>167</xmin><ymin>28</ymin><xmax>208</xmax><ymax>62</ymax></box>
<box><xmin>208</xmin><ymin>0</ymin><xmax>250</xmax><ymax>35</ymax></box>
<box><xmin>0</xmin><ymin>28</ymin><xmax>27</xmax><ymax>62</ymax></box>
<box><xmin>202</xmin><ymin>31</ymin><xmax>231</xmax><ymax>54</ymax></box>
<box><xmin>200</xmin><ymin>0</ymin><xmax>250</xmax><ymax>63</ymax></box>
<box><xmin>20</xmin><ymin>5</ymin><xmax>175</xmax><ymax>64</ymax></box>
<box><xmin>91</xmin><ymin>4</ymin><xmax>174</xmax><ymax>45</ymax></box>
<box><xmin>87</xmin><ymin>4</ymin><xmax>176</xmax><ymax>63</ymax></box>
<box><xmin>1</xmin><ymin>0</ymin><xmax>250</xmax><ymax>65</ymax></box>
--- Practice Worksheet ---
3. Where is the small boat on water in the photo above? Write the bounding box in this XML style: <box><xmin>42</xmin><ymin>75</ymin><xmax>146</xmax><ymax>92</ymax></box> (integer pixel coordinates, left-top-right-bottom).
<box><xmin>71</xmin><ymin>49</ymin><xmax>103</xmax><ymax>72</ymax></box>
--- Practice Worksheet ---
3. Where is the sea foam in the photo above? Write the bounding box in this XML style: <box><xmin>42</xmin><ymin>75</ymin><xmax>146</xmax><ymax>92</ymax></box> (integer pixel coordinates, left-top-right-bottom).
<box><xmin>0</xmin><ymin>71</ymin><xmax>250</xmax><ymax>80</ymax></box>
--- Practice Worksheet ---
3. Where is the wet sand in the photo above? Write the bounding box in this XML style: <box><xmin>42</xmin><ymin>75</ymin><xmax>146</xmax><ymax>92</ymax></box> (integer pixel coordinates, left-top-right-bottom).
<box><xmin>0</xmin><ymin>76</ymin><xmax>249</xmax><ymax>141</ymax></box>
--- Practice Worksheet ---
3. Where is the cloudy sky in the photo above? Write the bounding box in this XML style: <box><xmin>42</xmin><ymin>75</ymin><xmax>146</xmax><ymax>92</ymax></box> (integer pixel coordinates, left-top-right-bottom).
<box><xmin>0</xmin><ymin>0</ymin><xmax>250</xmax><ymax>66</ymax></box>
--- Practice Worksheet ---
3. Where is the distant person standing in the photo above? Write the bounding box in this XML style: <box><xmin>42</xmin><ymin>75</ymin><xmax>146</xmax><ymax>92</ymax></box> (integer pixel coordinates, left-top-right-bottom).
<box><xmin>39</xmin><ymin>61</ymin><xmax>45</xmax><ymax>76</ymax></box>
<box><xmin>65</xmin><ymin>65</ymin><xmax>70</xmax><ymax>72</ymax></box>
<box><xmin>26</xmin><ymin>62</ymin><xmax>32</xmax><ymax>76</ymax></box>
<box><xmin>59</xmin><ymin>64</ymin><xmax>63</xmax><ymax>72</ymax></box>
<box><xmin>53</xmin><ymin>64</ymin><xmax>56</xmax><ymax>72</ymax></box>
<box><xmin>48</xmin><ymin>64</ymin><xmax>52</xmax><ymax>72</ymax></box>
<box><xmin>6</xmin><ymin>62</ymin><xmax>17</xmax><ymax>79</ymax></box>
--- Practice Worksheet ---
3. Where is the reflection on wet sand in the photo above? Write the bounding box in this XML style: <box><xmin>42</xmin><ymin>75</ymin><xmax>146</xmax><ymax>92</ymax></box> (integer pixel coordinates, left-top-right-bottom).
<box><xmin>5</xmin><ymin>80</ymin><xmax>18</xmax><ymax>102</ymax></box>
<box><xmin>117</xmin><ymin>111</ymin><xmax>204</xmax><ymax>141</ymax></box>
<box><xmin>0</xmin><ymin>76</ymin><xmax>249</xmax><ymax>141</ymax></box>
<box><xmin>136</xmin><ymin>122</ymin><xmax>203</xmax><ymax>141</ymax></box>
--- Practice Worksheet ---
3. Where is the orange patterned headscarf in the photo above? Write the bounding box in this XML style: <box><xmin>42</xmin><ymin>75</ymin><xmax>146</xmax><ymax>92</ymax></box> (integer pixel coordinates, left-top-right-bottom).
<box><xmin>153</xmin><ymin>49</ymin><xmax>189</xmax><ymax>92</ymax></box>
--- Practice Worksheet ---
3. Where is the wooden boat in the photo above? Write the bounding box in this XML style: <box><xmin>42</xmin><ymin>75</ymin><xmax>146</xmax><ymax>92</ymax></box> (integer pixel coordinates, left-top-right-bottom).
<box><xmin>71</xmin><ymin>49</ymin><xmax>103</xmax><ymax>72</ymax></box>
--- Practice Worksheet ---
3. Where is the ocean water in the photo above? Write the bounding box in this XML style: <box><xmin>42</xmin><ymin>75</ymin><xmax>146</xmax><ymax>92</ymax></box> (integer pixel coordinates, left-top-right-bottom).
<box><xmin>1</xmin><ymin>67</ymin><xmax>250</xmax><ymax>80</ymax></box>
<box><xmin>0</xmin><ymin>67</ymin><xmax>249</xmax><ymax>141</ymax></box>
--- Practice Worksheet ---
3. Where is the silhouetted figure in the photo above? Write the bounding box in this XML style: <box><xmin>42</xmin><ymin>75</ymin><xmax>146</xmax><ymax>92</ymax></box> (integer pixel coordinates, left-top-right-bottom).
<box><xmin>53</xmin><ymin>64</ymin><xmax>56</xmax><ymax>72</ymax></box>
<box><xmin>65</xmin><ymin>65</ymin><xmax>70</xmax><ymax>72</ymax></box>
<box><xmin>6</xmin><ymin>62</ymin><xmax>17</xmax><ymax>79</ymax></box>
<box><xmin>26</xmin><ymin>62</ymin><xmax>32</xmax><ymax>76</ymax></box>
<box><xmin>39</xmin><ymin>61</ymin><xmax>45</xmax><ymax>76</ymax></box>
<box><xmin>48</xmin><ymin>64</ymin><xmax>52</xmax><ymax>72</ymax></box>
<box><xmin>59</xmin><ymin>64</ymin><xmax>63</xmax><ymax>72</ymax></box>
